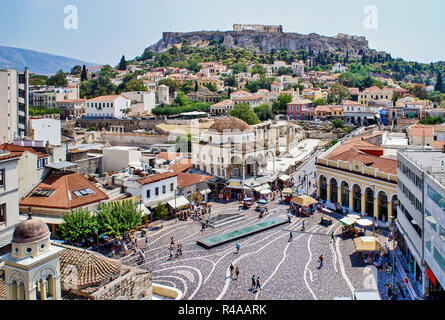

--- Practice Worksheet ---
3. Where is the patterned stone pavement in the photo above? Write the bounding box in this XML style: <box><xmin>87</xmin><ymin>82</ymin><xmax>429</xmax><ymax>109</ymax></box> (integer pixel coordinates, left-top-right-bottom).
<box><xmin>125</xmin><ymin>198</ymin><xmax>396</xmax><ymax>300</ymax></box>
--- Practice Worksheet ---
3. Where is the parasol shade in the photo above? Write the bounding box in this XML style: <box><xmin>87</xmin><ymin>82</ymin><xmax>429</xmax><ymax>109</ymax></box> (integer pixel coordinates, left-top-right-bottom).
<box><xmin>347</xmin><ymin>214</ymin><xmax>362</xmax><ymax>220</ymax></box>
<box><xmin>339</xmin><ymin>217</ymin><xmax>357</xmax><ymax>226</ymax></box>
<box><xmin>257</xmin><ymin>199</ymin><xmax>268</xmax><ymax>205</ymax></box>
<box><xmin>356</xmin><ymin>218</ymin><xmax>373</xmax><ymax>227</ymax></box>
<box><xmin>291</xmin><ymin>195</ymin><xmax>317</xmax><ymax>206</ymax></box>
<box><xmin>353</xmin><ymin>236</ymin><xmax>382</xmax><ymax>252</ymax></box>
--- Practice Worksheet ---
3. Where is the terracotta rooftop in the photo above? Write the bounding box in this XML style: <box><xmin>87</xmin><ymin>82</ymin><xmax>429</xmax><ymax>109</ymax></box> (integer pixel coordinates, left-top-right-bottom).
<box><xmin>325</xmin><ymin>133</ymin><xmax>397</xmax><ymax>175</ymax></box>
<box><xmin>170</xmin><ymin>158</ymin><xmax>192</xmax><ymax>174</ymax></box>
<box><xmin>55</xmin><ymin>243</ymin><xmax>123</xmax><ymax>289</ymax></box>
<box><xmin>136</xmin><ymin>171</ymin><xmax>177</xmax><ymax>185</ymax></box>
<box><xmin>86</xmin><ymin>95</ymin><xmax>129</xmax><ymax>102</ymax></box>
<box><xmin>0</xmin><ymin>151</ymin><xmax>22</xmax><ymax>161</ymax></box>
<box><xmin>177</xmin><ymin>172</ymin><xmax>212</xmax><ymax>188</ymax></box>
<box><xmin>156</xmin><ymin>152</ymin><xmax>183</xmax><ymax>161</ymax></box>
<box><xmin>0</xmin><ymin>143</ymin><xmax>48</xmax><ymax>158</ymax></box>
<box><xmin>20</xmin><ymin>172</ymin><xmax>109</xmax><ymax>210</ymax></box>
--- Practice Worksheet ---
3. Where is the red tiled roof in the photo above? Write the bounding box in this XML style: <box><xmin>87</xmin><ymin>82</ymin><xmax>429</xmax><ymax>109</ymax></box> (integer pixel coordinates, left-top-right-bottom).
<box><xmin>0</xmin><ymin>151</ymin><xmax>22</xmax><ymax>161</ymax></box>
<box><xmin>20</xmin><ymin>173</ymin><xmax>109</xmax><ymax>210</ymax></box>
<box><xmin>156</xmin><ymin>152</ymin><xmax>183</xmax><ymax>161</ymax></box>
<box><xmin>0</xmin><ymin>143</ymin><xmax>48</xmax><ymax>158</ymax></box>
<box><xmin>170</xmin><ymin>158</ymin><xmax>192</xmax><ymax>174</ymax></box>
<box><xmin>177</xmin><ymin>173</ymin><xmax>212</xmax><ymax>188</ymax></box>
<box><xmin>136</xmin><ymin>172</ymin><xmax>177</xmax><ymax>185</ymax></box>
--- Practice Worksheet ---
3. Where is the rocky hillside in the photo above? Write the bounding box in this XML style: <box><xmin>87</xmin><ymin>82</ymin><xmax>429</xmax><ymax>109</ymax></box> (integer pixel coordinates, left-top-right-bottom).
<box><xmin>146</xmin><ymin>30</ymin><xmax>377</xmax><ymax>56</ymax></box>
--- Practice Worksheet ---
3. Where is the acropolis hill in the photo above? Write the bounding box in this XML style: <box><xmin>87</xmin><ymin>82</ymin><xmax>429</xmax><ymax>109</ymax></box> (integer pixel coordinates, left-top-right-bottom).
<box><xmin>145</xmin><ymin>24</ymin><xmax>376</xmax><ymax>56</ymax></box>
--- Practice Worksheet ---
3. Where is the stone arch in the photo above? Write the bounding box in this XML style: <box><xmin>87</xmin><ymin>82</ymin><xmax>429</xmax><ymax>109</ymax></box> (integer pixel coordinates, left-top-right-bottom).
<box><xmin>391</xmin><ymin>194</ymin><xmax>398</xmax><ymax>219</ymax></box>
<box><xmin>341</xmin><ymin>181</ymin><xmax>350</xmax><ymax>208</ymax></box>
<box><xmin>352</xmin><ymin>184</ymin><xmax>362</xmax><ymax>213</ymax></box>
<box><xmin>329</xmin><ymin>177</ymin><xmax>338</xmax><ymax>203</ymax></box>
<box><xmin>365</xmin><ymin>187</ymin><xmax>374</xmax><ymax>216</ymax></box>
<box><xmin>32</xmin><ymin>265</ymin><xmax>57</xmax><ymax>284</ymax></box>
<box><xmin>231</xmin><ymin>155</ymin><xmax>243</xmax><ymax>165</ymax></box>
<box><xmin>319</xmin><ymin>175</ymin><xmax>327</xmax><ymax>201</ymax></box>
<box><xmin>6</xmin><ymin>270</ymin><xmax>25</xmax><ymax>286</ymax></box>
<box><xmin>378</xmin><ymin>191</ymin><xmax>388</xmax><ymax>222</ymax></box>
<box><xmin>244</xmin><ymin>155</ymin><xmax>255</xmax><ymax>164</ymax></box>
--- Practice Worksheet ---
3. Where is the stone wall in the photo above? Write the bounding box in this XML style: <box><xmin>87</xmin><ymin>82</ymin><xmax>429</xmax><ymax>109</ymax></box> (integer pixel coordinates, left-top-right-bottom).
<box><xmin>75</xmin><ymin>119</ymin><xmax>164</xmax><ymax>132</ymax></box>
<box><xmin>101</xmin><ymin>133</ymin><xmax>170</xmax><ymax>147</ymax></box>
<box><xmin>91</xmin><ymin>269</ymin><xmax>153</xmax><ymax>300</ymax></box>
<box><xmin>71</xmin><ymin>154</ymin><xmax>103</xmax><ymax>176</ymax></box>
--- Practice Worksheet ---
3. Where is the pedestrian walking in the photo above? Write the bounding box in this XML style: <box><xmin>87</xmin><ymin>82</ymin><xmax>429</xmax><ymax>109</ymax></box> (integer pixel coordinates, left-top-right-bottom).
<box><xmin>235</xmin><ymin>266</ymin><xmax>240</xmax><ymax>279</ymax></box>
<box><xmin>301</xmin><ymin>221</ymin><xmax>305</xmax><ymax>231</ymax></box>
<box><xmin>318</xmin><ymin>254</ymin><xmax>323</xmax><ymax>268</ymax></box>
<box><xmin>287</xmin><ymin>211</ymin><xmax>292</xmax><ymax>223</ymax></box>
<box><xmin>145</xmin><ymin>237</ymin><xmax>149</xmax><ymax>246</ymax></box>
<box><xmin>170</xmin><ymin>237</ymin><xmax>175</xmax><ymax>248</ymax></box>
<box><xmin>256</xmin><ymin>277</ymin><xmax>262</xmax><ymax>291</ymax></box>
<box><xmin>289</xmin><ymin>231</ymin><xmax>293</xmax><ymax>242</ymax></box>
<box><xmin>236</xmin><ymin>242</ymin><xmax>240</xmax><ymax>254</ymax></box>
<box><xmin>330</xmin><ymin>231</ymin><xmax>335</xmax><ymax>243</ymax></box>
<box><xmin>251</xmin><ymin>275</ymin><xmax>256</xmax><ymax>291</ymax></box>
<box><xmin>230</xmin><ymin>263</ymin><xmax>234</xmax><ymax>277</ymax></box>
<box><xmin>169</xmin><ymin>248</ymin><xmax>173</xmax><ymax>260</ymax></box>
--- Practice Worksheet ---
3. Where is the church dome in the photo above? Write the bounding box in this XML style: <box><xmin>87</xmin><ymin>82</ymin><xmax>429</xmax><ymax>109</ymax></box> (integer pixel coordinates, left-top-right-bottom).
<box><xmin>12</xmin><ymin>216</ymin><xmax>50</xmax><ymax>243</ymax></box>
<box><xmin>208</xmin><ymin>116</ymin><xmax>253</xmax><ymax>133</ymax></box>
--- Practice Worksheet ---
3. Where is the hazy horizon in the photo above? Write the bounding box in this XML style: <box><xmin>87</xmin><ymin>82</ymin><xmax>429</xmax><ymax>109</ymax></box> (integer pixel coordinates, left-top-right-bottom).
<box><xmin>1</xmin><ymin>0</ymin><xmax>444</xmax><ymax>67</ymax></box>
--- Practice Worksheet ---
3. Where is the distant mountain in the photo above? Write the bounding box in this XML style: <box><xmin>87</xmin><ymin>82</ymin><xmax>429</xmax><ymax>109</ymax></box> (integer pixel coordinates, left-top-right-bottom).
<box><xmin>0</xmin><ymin>45</ymin><xmax>98</xmax><ymax>76</ymax></box>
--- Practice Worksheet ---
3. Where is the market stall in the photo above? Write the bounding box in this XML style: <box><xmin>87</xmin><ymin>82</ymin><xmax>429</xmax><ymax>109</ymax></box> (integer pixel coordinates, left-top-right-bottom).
<box><xmin>290</xmin><ymin>195</ymin><xmax>317</xmax><ymax>216</ymax></box>
<box><xmin>282</xmin><ymin>188</ymin><xmax>294</xmax><ymax>202</ymax></box>
<box><xmin>340</xmin><ymin>217</ymin><xmax>362</xmax><ymax>238</ymax></box>
<box><xmin>167</xmin><ymin>196</ymin><xmax>190</xmax><ymax>220</ymax></box>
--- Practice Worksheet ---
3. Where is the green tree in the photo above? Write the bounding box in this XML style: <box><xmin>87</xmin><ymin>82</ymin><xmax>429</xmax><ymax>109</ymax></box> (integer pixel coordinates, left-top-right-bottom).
<box><xmin>327</xmin><ymin>84</ymin><xmax>351</xmax><ymax>104</ymax></box>
<box><xmin>58</xmin><ymin>208</ymin><xmax>98</xmax><ymax>246</ymax></box>
<box><xmin>254</xmin><ymin>104</ymin><xmax>274</xmax><ymax>121</ymax></box>
<box><xmin>80</xmin><ymin>65</ymin><xmax>88</xmax><ymax>82</ymax></box>
<box><xmin>47</xmin><ymin>70</ymin><xmax>68</xmax><ymax>87</ymax></box>
<box><xmin>331</xmin><ymin>119</ymin><xmax>345</xmax><ymax>129</ymax></box>
<box><xmin>154</xmin><ymin>203</ymin><xmax>169</xmax><ymax>220</ymax></box>
<box><xmin>121</xmin><ymin>79</ymin><xmax>147</xmax><ymax>92</ymax></box>
<box><xmin>205</xmin><ymin>83</ymin><xmax>217</xmax><ymax>92</ymax></box>
<box><xmin>71</xmin><ymin>65</ymin><xmax>82</xmax><ymax>75</ymax></box>
<box><xmin>118</xmin><ymin>55</ymin><xmax>127</xmax><ymax>71</ymax></box>
<box><xmin>96</xmin><ymin>201</ymin><xmax>142</xmax><ymax>239</ymax></box>
<box><xmin>392</xmin><ymin>92</ymin><xmax>399</xmax><ymax>106</ymax></box>
<box><xmin>271</xmin><ymin>94</ymin><xmax>292</xmax><ymax>114</ymax></box>
<box><xmin>411</xmin><ymin>84</ymin><xmax>429</xmax><ymax>100</ymax></box>
<box><xmin>313</xmin><ymin>98</ymin><xmax>327</xmax><ymax>107</ymax></box>
<box><xmin>276</xmin><ymin>66</ymin><xmax>292</xmax><ymax>76</ymax></box>
<box><xmin>232</xmin><ymin>62</ymin><xmax>248</xmax><ymax>74</ymax></box>
<box><xmin>435</xmin><ymin>72</ymin><xmax>444</xmax><ymax>93</ymax></box>
<box><xmin>250</xmin><ymin>64</ymin><xmax>266</xmax><ymax>76</ymax></box>
<box><xmin>228</xmin><ymin>102</ymin><xmax>260</xmax><ymax>125</ymax></box>
<box><xmin>179</xmin><ymin>80</ymin><xmax>194</xmax><ymax>94</ymax></box>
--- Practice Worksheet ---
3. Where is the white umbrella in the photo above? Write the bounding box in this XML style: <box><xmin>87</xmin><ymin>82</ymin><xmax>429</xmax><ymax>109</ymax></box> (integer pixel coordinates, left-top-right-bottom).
<box><xmin>347</xmin><ymin>214</ymin><xmax>361</xmax><ymax>220</ymax></box>
<box><xmin>356</xmin><ymin>219</ymin><xmax>373</xmax><ymax>227</ymax></box>
<box><xmin>260</xmin><ymin>189</ymin><xmax>271</xmax><ymax>195</ymax></box>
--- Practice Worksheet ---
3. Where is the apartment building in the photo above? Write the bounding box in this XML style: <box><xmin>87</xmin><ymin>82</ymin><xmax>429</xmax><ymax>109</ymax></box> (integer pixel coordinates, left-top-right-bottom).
<box><xmin>0</xmin><ymin>68</ymin><xmax>29</xmax><ymax>143</ymax></box>
<box><xmin>0</xmin><ymin>150</ymin><xmax>20</xmax><ymax>249</ymax></box>
<box><xmin>85</xmin><ymin>95</ymin><xmax>131</xmax><ymax>119</ymax></box>
<box><xmin>397</xmin><ymin>150</ymin><xmax>445</xmax><ymax>298</ymax></box>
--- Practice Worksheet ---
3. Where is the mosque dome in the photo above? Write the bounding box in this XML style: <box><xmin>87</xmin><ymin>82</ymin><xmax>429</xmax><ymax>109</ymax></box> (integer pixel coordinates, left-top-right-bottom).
<box><xmin>12</xmin><ymin>216</ymin><xmax>50</xmax><ymax>243</ymax></box>
<box><xmin>208</xmin><ymin>116</ymin><xmax>253</xmax><ymax>133</ymax></box>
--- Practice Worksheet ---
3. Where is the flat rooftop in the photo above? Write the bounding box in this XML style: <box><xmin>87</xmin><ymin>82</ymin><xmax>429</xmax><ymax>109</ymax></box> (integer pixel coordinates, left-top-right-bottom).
<box><xmin>399</xmin><ymin>149</ymin><xmax>445</xmax><ymax>182</ymax></box>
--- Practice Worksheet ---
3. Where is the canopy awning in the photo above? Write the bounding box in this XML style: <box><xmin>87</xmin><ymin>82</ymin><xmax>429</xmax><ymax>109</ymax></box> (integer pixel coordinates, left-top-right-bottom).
<box><xmin>340</xmin><ymin>217</ymin><xmax>357</xmax><ymax>226</ymax></box>
<box><xmin>138</xmin><ymin>204</ymin><xmax>151</xmax><ymax>216</ymax></box>
<box><xmin>353</xmin><ymin>236</ymin><xmax>382</xmax><ymax>252</ymax></box>
<box><xmin>227</xmin><ymin>181</ymin><xmax>243</xmax><ymax>189</ymax></box>
<box><xmin>291</xmin><ymin>195</ymin><xmax>317</xmax><ymax>206</ymax></box>
<box><xmin>356</xmin><ymin>218</ymin><xmax>373</xmax><ymax>227</ymax></box>
<box><xmin>279</xmin><ymin>174</ymin><xmax>290</xmax><ymax>182</ymax></box>
<box><xmin>167</xmin><ymin>196</ymin><xmax>190</xmax><ymax>209</ymax></box>
<box><xmin>260</xmin><ymin>189</ymin><xmax>271</xmax><ymax>195</ymax></box>
<box><xmin>200</xmin><ymin>188</ymin><xmax>212</xmax><ymax>195</ymax></box>
<box><xmin>282</xmin><ymin>188</ymin><xmax>293</xmax><ymax>195</ymax></box>
<box><xmin>254</xmin><ymin>184</ymin><xmax>270</xmax><ymax>192</ymax></box>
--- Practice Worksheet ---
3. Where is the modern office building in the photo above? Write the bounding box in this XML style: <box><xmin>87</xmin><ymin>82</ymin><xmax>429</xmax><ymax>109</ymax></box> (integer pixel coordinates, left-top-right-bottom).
<box><xmin>397</xmin><ymin>149</ymin><xmax>445</xmax><ymax>298</ymax></box>
<box><xmin>0</xmin><ymin>68</ymin><xmax>29</xmax><ymax>143</ymax></box>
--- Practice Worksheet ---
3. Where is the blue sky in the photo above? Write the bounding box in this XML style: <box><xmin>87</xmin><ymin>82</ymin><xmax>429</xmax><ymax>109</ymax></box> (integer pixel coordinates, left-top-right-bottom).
<box><xmin>0</xmin><ymin>0</ymin><xmax>444</xmax><ymax>66</ymax></box>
